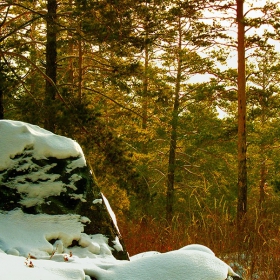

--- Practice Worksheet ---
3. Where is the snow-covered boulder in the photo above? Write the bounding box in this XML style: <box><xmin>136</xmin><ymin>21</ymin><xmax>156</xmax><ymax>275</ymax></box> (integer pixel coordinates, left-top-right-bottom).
<box><xmin>0</xmin><ymin>120</ymin><xmax>128</xmax><ymax>260</ymax></box>
<box><xmin>0</xmin><ymin>120</ymin><xmax>242</xmax><ymax>280</ymax></box>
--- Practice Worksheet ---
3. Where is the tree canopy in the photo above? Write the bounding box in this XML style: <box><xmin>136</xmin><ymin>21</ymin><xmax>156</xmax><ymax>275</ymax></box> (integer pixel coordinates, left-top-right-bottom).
<box><xmin>1</xmin><ymin>0</ymin><xmax>280</xmax><ymax>226</ymax></box>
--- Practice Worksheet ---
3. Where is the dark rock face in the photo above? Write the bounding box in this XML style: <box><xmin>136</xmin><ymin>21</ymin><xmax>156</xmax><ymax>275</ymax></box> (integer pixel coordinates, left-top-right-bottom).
<box><xmin>0</xmin><ymin>120</ymin><xmax>129</xmax><ymax>260</ymax></box>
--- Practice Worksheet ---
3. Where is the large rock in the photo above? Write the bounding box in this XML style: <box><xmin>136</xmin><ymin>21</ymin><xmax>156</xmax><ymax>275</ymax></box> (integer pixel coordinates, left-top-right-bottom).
<box><xmin>0</xmin><ymin>120</ymin><xmax>129</xmax><ymax>260</ymax></box>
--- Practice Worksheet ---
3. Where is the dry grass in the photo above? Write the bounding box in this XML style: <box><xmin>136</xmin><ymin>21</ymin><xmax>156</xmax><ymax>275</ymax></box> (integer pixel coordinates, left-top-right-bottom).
<box><xmin>118</xmin><ymin>209</ymin><xmax>280</xmax><ymax>280</ymax></box>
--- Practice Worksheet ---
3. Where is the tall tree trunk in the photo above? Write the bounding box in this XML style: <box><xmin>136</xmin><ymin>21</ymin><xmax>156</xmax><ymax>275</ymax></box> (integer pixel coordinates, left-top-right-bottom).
<box><xmin>166</xmin><ymin>17</ymin><xmax>182</xmax><ymax>223</ymax></box>
<box><xmin>142</xmin><ymin>29</ymin><xmax>149</xmax><ymax>133</ymax></box>
<box><xmin>236</xmin><ymin>0</ymin><xmax>247</xmax><ymax>229</ymax></box>
<box><xmin>259</xmin><ymin>74</ymin><xmax>267</xmax><ymax>210</ymax></box>
<box><xmin>137</xmin><ymin>13</ymin><xmax>151</xmax><ymax>216</ymax></box>
<box><xmin>78</xmin><ymin>22</ymin><xmax>83</xmax><ymax>104</ymax></box>
<box><xmin>0</xmin><ymin>61</ymin><xmax>4</xmax><ymax>119</ymax></box>
<box><xmin>44</xmin><ymin>0</ymin><xmax>57</xmax><ymax>132</ymax></box>
<box><xmin>67</xmin><ymin>0</ymin><xmax>74</xmax><ymax>97</ymax></box>
<box><xmin>259</xmin><ymin>154</ymin><xmax>266</xmax><ymax>209</ymax></box>
<box><xmin>0</xmin><ymin>87</ymin><xmax>3</xmax><ymax>119</ymax></box>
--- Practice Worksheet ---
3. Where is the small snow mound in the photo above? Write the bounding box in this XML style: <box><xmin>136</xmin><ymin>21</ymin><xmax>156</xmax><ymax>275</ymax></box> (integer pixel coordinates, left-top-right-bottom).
<box><xmin>84</xmin><ymin>247</ymin><xmax>242</xmax><ymax>280</ymax></box>
<box><xmin>179</xmin><ymin>244</ymin><xmax>215</xmax><ymax>255</ymax></box>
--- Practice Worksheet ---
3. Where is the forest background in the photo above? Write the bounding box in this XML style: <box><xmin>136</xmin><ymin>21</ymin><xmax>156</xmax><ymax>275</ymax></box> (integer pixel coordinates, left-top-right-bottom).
<box><xmin>1</xmin><ymin>0</ymin><xmax>280</xmax><ymax>278</ymax></box>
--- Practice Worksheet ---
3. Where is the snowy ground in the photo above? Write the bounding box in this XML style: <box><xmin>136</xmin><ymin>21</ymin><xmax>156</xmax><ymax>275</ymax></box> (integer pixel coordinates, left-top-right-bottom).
<box><xmin>0</xmin><ymin>120</ymin><xmax>242</xmax><ymax>279</ymax></box>
<box><xmin>0</xmin><ymin>209</ymin><xmax>242</xmax><ymax>280</ymax></box>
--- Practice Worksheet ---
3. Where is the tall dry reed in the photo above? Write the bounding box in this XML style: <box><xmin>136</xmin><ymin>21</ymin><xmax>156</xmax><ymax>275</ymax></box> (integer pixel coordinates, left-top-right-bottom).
<box><xmin>118</xmin><ymin>208</ymin><xmax>280</xmax><ymax>280</ymax></box>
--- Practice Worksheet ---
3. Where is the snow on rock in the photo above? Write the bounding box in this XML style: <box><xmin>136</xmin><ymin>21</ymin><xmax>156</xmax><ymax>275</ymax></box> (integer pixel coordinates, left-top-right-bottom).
<box><xmin>112</xmin><ymin>236</ymin><xmax>123</xmax><ymax>252</ymax></box>
<box><xmin>0</xmin><ymin>120</ymin><xmax>85</xmax><ymax>171</ymax></box>
<box><xmin>0</xmin><ymin>120</ymin><xmax>129</xmax><ymax>260</ymax></box>
<box><xmin>0</xmin><ymin>120</ymin><xmax>88</xmax><ymax>210</ymax></box>
<box><xmin>101</xmin><ymin>193</ymin><xmax>120</xmax><ymax>234</ymax></box>
<box><xmin>93</xmin><ymin>198</ymin><xmax>103</xmax><ymax>204</ymax></box>
<box><xmin>0</xmin><ymin>209</ymin><xmax>87</xmax><ymax>258</ymax></box>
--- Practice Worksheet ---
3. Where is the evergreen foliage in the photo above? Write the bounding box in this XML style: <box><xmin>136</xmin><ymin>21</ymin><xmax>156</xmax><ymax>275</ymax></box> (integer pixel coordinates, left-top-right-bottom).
<box><xmin>1</xmin><ymin>0</ymin><xmax>280</xmax><ymax>227</ymax></box>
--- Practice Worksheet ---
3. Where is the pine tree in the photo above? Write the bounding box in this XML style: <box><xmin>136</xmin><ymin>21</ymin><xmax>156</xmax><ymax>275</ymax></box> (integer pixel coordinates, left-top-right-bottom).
<box><xmin>160</xmin><ymin>0</ymin><xmax>223</xmax><ymax>221</ymax></box>
<box><xmin>247</xmin><ymin>44</ymin><xmax>280</xmax><ymax>209</ymax></box>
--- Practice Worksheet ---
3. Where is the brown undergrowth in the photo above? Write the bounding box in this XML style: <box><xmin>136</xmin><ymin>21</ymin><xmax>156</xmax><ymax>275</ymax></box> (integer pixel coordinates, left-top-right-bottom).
<box><xmin>118</xmin><ymin>209</ymin><xmax>280</xmax><ymax>280</ymax></box>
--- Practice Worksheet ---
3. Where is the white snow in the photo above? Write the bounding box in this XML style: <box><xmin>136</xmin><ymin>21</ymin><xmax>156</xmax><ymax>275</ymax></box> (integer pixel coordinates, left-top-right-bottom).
<box><xmin>0</xmin><ymin>209</ymin><xmax>242</xmax><ymax>280</ymax></box>
<box><xmin>93</xmin><ymin>198</ymin><xmax>103</xmax><ymax>204</ymax></box>
<box><xmin>83</xmin><ymin>248</ymin><xmax>241</xmax><ymax>280</ymax></box>
<box><xmin>112</xmin><ymin>236</ymin><xmax>123</xmax><ymax>252</ymax></box>
<box><xmin>0</xmin><ymin>209</ymin><xmax>85</xmax><ymax>258</ymax></box>
<box><xmin>102</xmin><ymin>193</ymin><xmax>120</xmax><ymax>234</ymax></box>
<box><xmin>0</xmin><ymin>120</ymin><xmax>85</xmax><ymax>171</ymax></box>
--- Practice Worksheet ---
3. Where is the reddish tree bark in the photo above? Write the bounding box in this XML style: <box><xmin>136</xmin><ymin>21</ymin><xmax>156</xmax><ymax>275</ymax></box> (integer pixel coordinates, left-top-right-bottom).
<box><xmin>236</xmin><ymin>0</ymin><xmax>247</xmax><ymax>228</ymax></box>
